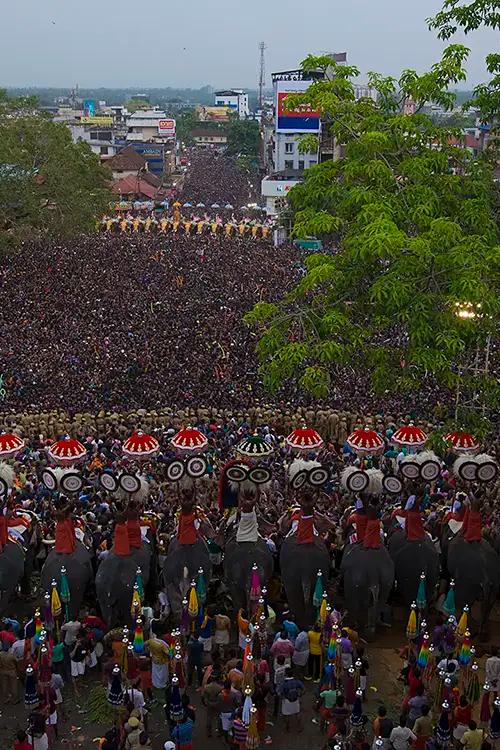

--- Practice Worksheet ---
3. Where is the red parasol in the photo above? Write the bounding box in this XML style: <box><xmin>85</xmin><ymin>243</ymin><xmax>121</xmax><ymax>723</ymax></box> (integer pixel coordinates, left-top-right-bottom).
<box><xmin>123</xmin><ymin>431</ymin><xmax>160</xmax><ymax>459</ymax></box>
<box><xmin>171</xmin><ymin>427</ymin><xmax>208</xmax><ymax>453</ymax></box>
<box><xmin>347</xmin><ymin>427</ymin><xmax>384</xmax><ymax>454</ymax></box>
<box><xmin>392</xmin><ymin>423</ymin><xmax>428</xmax><ymax>448</ymax></box>
<box><xmin>444</xmin><ymin>431</ymin><xmax>478</xmax><ymax>454</ymax></box>
<box><xmin>47</xmin><ymin>437</ymin><xmax>86</xmax><ymax>465</ymax></box>
<box><xmin>285</xmin><ymin>426</ymin><xmax>323</xmax><ymax>452</ymax></box>
<box><xmin>0</xmin><ymin>433</ymin><xmax>25</xmax><ymax>458</ymax></box>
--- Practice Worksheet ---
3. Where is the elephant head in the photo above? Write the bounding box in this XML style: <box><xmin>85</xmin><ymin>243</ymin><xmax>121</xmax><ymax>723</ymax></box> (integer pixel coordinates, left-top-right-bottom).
<box><xmin>95</xmin><ymin>515</ymin><xmax>153</xmax><ymax>628</ymax></box>
<box><xmin>279</xmin><ymin>487</ymin><xmax>333</xmax><ymax>628</ymax></box>
<box><xmin>162</xmin><ymin>490</ymin><xmax>213</xmax><ymax>622</ymax></box>
<box><xmin>388</xmin><ymin>528</ymin><xmax>440</xmax><ymax>607</ymax></box>
<box><xmin>41</xmin><ymin>540</ymin><xmax>94</xmax><ymax>620</ymax></box>
<box><xmin>0</xmin><ymin>509</ymin><xmax>40</xmax><ymax>612</ymax></box>
<box><xmin>446</xmin><ymin>501</ymin><xmax>500</xmax><ymax>638</ymax></box>
<box><xmin>340</xmin><ymin>507</ymin><xmax>394</xmax><ymax>640</ymax></box>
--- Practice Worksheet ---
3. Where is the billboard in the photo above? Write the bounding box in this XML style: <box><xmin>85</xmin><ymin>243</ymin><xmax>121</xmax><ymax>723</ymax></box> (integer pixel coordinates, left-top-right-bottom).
<box><xmin>275</xmin><ymin>80</ymin><xmax>320</xmax><ymax>133</ymax></box>
<box><xmin>158</xmin><ymin>118</ymin><xmax>176</xmax><ymax>136</ymax></box>
<box><xmin>81</xmin><ymin>116</ymin><xmax>113</xmax><ymax>125</ymax></box>
<box><xmin>83</xmin><ymin>99</ymin><xmax>95</xmax><ymax>117</ymax></box>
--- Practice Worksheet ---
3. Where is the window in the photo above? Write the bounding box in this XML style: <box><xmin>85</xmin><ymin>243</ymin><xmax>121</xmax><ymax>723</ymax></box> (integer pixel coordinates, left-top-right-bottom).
<box><xmin>309</xmin><ymin>159</ymin><xmax>317</xmax><ymax>166</ymax></box>
<box><xmin>284</xmin><ymin>160</ymin><xmax>294</xmax><ymax>169</ymax></box>
<box><xmin>284</xmin><ymin>142</ymin><xmax>294</xmax><ymax>154</ymax></box>
<box><xmin>100</xmin><ymin>146</ymin><xmax>109</xmax><ymax>155</ymax></box>
<box><xmin>89</xmin><ymin>132</ymin><xmax>98</xmax><ymax>140</ymax></box>
<box><xmin>298</xmin><ymin>159</ymin><xmax>305</xmax><ymax>170</ymax></box>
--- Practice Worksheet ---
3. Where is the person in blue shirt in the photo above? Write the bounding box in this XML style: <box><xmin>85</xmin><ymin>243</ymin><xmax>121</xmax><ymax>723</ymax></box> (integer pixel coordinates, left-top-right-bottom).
<box><xmin>171</xmin><ymin>715</ymin><xmax>194</xmax><ymax>750</ymax></box>
<box><xmin>282</xmin><ymin>615</ymin><xmax>299</xmax><ymax>644</ymax></box>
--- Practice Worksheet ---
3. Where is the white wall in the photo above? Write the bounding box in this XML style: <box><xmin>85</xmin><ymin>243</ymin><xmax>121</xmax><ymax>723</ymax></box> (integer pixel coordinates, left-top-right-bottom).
<box><xmin>274</xmin><ymin>133</ymin><xmax>318</xmax><ymax>172</ymax></box>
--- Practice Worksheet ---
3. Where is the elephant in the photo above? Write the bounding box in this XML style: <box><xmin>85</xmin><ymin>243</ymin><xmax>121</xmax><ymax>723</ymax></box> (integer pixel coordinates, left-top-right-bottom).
<box><xmin>162</xmin><ymin>491</ymin><xmax>214</xmax><ymax>622</ymax></box>
<box><xmin>95</xmin><ymin>511</ymin><xmax>155</xmax><ymax>628</ymax></box>
<box><xmin>447</xmin><ymin>534</ymin><xmax>499</xmax><ymax>637</ymax></box>
<box><xmin>0</xmin><ymin>510</ymin><xmax>40</xmax><ymax>614</ymax></box>
<box><xmin>278</xmin><ymin>488</ymin><xmax>334</xmax><ymax>628</ymax></box>
<box><xmin>340</xmin><ymin>511</ymin><xmax>395</xmax><ymax>640</ymax></box>
<box><xmin>41</xmin><ymin>540</ymin><xmax>94</xmax><ymax>620</ymax></box>
<box><xmin>219</xmin><ymin>490</ymin><xmax>274</xmax><ymax>617</ymax></box>
<box><xmin>387</xmin><ymin>527</ymin><xmax>440</xmax><ymax>607</ymax></box>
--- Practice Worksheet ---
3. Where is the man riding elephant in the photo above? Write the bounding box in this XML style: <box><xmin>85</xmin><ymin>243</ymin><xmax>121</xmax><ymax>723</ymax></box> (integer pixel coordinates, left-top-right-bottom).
<box><xmin>279</xmin><ymin>485</ymin><xmax>334</xmax><ymax>628</ymax></box>
<box><xmin>162</xmin><ymin>489</ymin><xmax>215</xmax><ymax>622</ymax></box>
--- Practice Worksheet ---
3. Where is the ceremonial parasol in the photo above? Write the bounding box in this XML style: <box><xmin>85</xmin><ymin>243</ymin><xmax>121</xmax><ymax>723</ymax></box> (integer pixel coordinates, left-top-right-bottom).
<box><xmin>47</xmin><ymin>436</ymin><xmax>86</xmax><ymax>465</ymax></box>
<box><xmin>236</xmin><ymin>435</ymin><xmax>273</xmax><ymax>458</ymax></box>
<box><xmin>122</xmin><ymin>431</ymin><xmax>160</xmax><ymax>459</ymax></box>
<box><xmin>347</xmin><ymin>427</ymin><xmax>384</xmax><ymax>454</ymax></box>
<box><xmin>285</xmin><ymin>426</ymin><xmax>323</xmax><ymax>452</ymax></box>
<box><xmin>0</xmin><ymin>432</ymin><xmax>24</xmax><ymax>458</ymax></box>
<box><xmin>171</xmin><ymin>426</ymin><xmax>208</xmax><ymax>453</ymax></box>
<box><xmin>444</xmin><ymin>431</ymin><xmax>478</xmax><ymax>454</ymax></box>
<box><xmin>392</xmin><ymin>423</ymin><xmax>428</xmax><ymax>447</ymax></box>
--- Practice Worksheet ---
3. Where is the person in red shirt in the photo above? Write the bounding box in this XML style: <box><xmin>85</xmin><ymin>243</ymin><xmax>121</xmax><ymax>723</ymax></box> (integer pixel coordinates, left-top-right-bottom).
<box><xmin>0</xmin><ymin>624</ymin><xmax>17</xmax><ymax>649</ymax></box>
<box><xmin>13</xmin><ymin>729</ymin><xmax>33</xmax><ymax>750</ymax></box>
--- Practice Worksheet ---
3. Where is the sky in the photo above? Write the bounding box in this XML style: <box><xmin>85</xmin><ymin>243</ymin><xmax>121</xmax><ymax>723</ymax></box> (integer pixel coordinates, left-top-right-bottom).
<box><xmin>1</xmin><ymin>0</ymin><xmax>496</xmax><ymax>90</ymax></box>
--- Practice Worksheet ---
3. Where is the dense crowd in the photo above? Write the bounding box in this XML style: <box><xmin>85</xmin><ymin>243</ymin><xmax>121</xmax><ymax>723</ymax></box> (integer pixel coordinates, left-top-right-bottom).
<box><xmin>179</xmin><ymin>151</ymin><xmax>259</xmax><ymax>207</ymax></box>
<box><xmin>0</xmin><ymin>420</ymin><xmax>499</xmax><ymax>750</ymax></box>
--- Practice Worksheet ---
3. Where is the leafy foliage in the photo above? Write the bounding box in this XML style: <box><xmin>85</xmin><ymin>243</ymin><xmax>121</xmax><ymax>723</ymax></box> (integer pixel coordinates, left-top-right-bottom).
<box><xmin>245</xmin><ymin>51</ymin><xmax>499</xmax><ymax>413</ymax></box>
<box><xmin>226</xmin><ymin>119</ymin><xmax>260</xmax><ymax>162</ymax></box>
<box><xmin>0</xmin><ymin>90</ymin><xmax>111</xmax><ymax>254</ymax></box>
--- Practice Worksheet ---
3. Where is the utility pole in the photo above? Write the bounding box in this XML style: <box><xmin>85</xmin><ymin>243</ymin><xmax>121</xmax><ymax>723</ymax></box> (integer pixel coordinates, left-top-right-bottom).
<box><xmin>258</xmin><ymin>42</ymin><xmax>266</xmax><ymax>110</ymax></box>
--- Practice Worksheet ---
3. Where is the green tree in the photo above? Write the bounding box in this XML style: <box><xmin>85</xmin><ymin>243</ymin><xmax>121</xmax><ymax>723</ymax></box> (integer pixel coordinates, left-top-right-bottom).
<box><xmin>175</xmin><ymin>108</ymin><xmax>198</xmax><ymax>145</ymax></box>
<box><xmin>244</xmin><ymin>52</ymin><xmax>499</xmax><ymax>414</ymax></box>
<box><xmin>0</xmin><ymin>91</ymin><xmax>111</xmax><ymax>253</ymax></box>
<box><xmin>226</xmin><ymin>119</ymin><xmax>260</xmax><ymax>162</ymax></box>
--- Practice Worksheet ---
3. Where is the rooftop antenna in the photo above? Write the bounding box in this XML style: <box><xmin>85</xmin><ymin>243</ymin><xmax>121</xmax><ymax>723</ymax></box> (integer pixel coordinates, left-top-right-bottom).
<box><xmin>258</xmin><ymin>42</ymin><xmax>266</xmax><ymax>109</ymax></box>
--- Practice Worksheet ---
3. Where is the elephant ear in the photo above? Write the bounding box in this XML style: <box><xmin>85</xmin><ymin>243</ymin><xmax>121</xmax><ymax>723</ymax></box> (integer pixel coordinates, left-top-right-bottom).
<box><xmin>415</xmin><ymin>451</ymin><xmax>441</xmax><ymax>482</ymax></box>
<box><xmin>452</xmin><ymin>455</ymin><xmax>477</xmax><ymax>482</ymax></box>
<box><xmin>474</xmin><ymin>453</ymin><xmax>498</xmax><ymax>483</ymax></box>
<box><xmin>0</xmin><ymin>461</ymin><xmax>15</xmax><ymax>490</ymax></box>
<box><xmin>341</xmin><ymin>466</ymin><xmax>368</xmax><ymax>493</ymax></box>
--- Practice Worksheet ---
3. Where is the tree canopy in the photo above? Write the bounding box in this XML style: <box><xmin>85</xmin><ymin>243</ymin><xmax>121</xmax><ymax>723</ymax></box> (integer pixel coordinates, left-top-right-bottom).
<box><xmin>245</xmin><ymin>46</ymin><xmax>499</xmax><ymax>418</ymax></box>
<box><xmin>0</xmin><ymin>91</ymin><xmax>111</xmax><ymax>253</ymax></box>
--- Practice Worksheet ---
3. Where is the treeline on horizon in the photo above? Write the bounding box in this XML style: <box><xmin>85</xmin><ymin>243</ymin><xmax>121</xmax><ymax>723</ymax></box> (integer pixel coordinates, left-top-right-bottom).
<box><xmin>3</xmin><ymin>86</ymin><xmax>261</xmax><ymax>108</ymax></box>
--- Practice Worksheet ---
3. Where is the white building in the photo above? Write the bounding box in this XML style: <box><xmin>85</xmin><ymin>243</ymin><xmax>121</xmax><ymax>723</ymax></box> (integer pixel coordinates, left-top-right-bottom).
<box><xmin>214</xmin><ymin>90</ymin><xmax>249</xmax><ymax>119</ymax></box>
<box><xmin>261</xmin><ymin>171</ymin><xmax>303</xmax><ymax>217</ymax></box>
<box><xmin>126</xmin><ymin>109</ymin><xmax>167</xmax><ymax>141</ymax></box>
<box><xmin>68</xmin><ymin>122</ymin><xmax>119</xmax><ymax>160</ymax></box>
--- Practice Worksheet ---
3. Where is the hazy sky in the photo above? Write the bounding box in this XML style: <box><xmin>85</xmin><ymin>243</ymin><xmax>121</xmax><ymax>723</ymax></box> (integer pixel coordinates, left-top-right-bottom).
<box><xmin>1</xmin><ymin>0</ymin><xmax>496</xmax><ymax>89</ymax></box>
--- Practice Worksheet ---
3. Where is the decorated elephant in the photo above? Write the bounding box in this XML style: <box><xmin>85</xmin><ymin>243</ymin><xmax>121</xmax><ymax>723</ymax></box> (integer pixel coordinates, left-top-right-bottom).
<box><xmin>382</xmin><ymin>494</ymin><xmax>440</xmax><ymax>607</ymax></box>
<box><xmin>162</xmin><ymin>490</ymin><xmax>214</xmax><ymax>622</ymax></box>
<box><xmin>96</xmin><ymin>508</ymin><xmax>154</xmax><ymax>627</ymax></box>
<box><xmin>279</xmin><ymin>476</ymin><xmax>333</xmax><ymax>628</ymax></box>
<box><xmin>0</xmin><ymin>507</ymin><xmax>40</xmax><ymax>614</ymax></box>
<box><xmin>446</xmin><ymin>499</ymin><xmax>500</xmax><ymax>637</ymax></box>
<box><xmin>340</xmin><ymin>505</ymin><xmax>395</xmax><ymax>640</ymax></box>
<box><xmin>222</xmin><ymin>498</ymin><xmax>274</xmax><ymax>614</ymax></box>
<box><xmin>40</xmin><ymin>505</ymin><xmax>94</xmax><ymax>619</ymax></box>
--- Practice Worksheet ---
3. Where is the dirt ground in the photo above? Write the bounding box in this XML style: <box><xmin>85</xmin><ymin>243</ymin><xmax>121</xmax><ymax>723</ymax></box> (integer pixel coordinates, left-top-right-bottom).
<box><xmin>1</xmin><ymin>603</ymin><xmax>497</xmax><ymax>750</ymax></box>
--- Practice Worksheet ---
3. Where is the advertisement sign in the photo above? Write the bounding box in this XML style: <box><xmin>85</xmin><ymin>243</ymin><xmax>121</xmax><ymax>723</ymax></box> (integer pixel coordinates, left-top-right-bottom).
<box><xmin>158</xmin><ymin>118</ymin><xmax>176</xmax><ymax>136</ymax></box>
<box><xmin>83</xmin><ymin>99</ymin><xmax>95</xmax><ymax>117</ymax></box>
<box><xmin>275</xmin><ymin>80</ymin><xmax>320</xmax><ymax>133</ymax></box>
<box><xmin>81</xmin><ymin>116</ymin><xmax>113</xmax><ymax>125</ymax></box>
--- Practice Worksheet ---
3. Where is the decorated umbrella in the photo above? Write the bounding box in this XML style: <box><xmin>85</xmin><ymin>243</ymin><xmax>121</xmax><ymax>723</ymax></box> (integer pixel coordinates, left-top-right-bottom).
<box><xmin>444</xmin><ymin>431</ymin><xmax>479</xmax><ymax>454</ymax></box>
<box><xmin>313</xmin><ymin>570</ymin><xmax>324</xmax><ymax>611</ymax></box>
<box><xmin>169</xmin><ymin>675</ymin><xmax>184</xmax><ymax>722</ymax></box>
<box><xmin>188</xmin><ymin>580</ymin><xmax>199</xmax><ymax>619</ymax></box>
<box><xmin>347</xmin><ymin>427</ymin><xmax>384</xmax><ymax>455</ymax></box>
<box><xmin>443</xmin><ymin>580</ymin><xmax>456</xmax><ymax>617</ymax></box>
<box><xmin>51</xmin><ymin>579</ymin><xmax>62</xmax><ymax>620</ymax></box>
<box><xmin>0</xmin><ymin>432</ymin><xmax>24</xmax><ymax>458</ymax></box>
<box><xmin>195</xmin><ymin>567</ymin><xmax>206</xmax><ymax>605</ymax></box>
<box><xmin>123</xmin><ymin>431</ymin><xmax>159</xmax><ymax>460</ymax></box>
<box><xmin>24</xmin><ymin>664</ymin><xmax>39</xmax><ymax>709</ymax></box>
<box><xmin>130</xmin><ymin>583</ymin><xmax>142</xmax><ymax>620</ymax></box>
<box><xmin>285</xmin><ymin>426</ymin><xmax>323</xmax><ymax>452</ymax></box>
<box><xmin>406</xmin><ymin>602</ymin><xmax>418</xmax><ymax>640</ymax></box>
<box><xmin>196</xmin><ymin>202</ymin><xmax>205</xmax><ymax>207</ymax></box>
<box><xmin>108</xmin><ymin>665</ymin><xmax>123</xmax><ymax>706</ymax></box>
<box><xmin>133</xmin><ymin>618</ymin><xmax>144</xmax><ymax>654</ymax></box>
<box><xmin>392</xmin><ymin>423</ymin><xmax>428</xmax><ymax>448</ymax></box>
<box><xmin>236</xmin><ymin>435</ymin><xmax>273</xmax><ymax>458</ymax></box>
<box><xmin>171</xmin><ymin>426</ymin><xmax>208</xmax><ymax>453</ymax></box>
<box><xmin>47</xmin><ymin>437</ymin><xmax>86</xmax><ymax>465</ymax></box>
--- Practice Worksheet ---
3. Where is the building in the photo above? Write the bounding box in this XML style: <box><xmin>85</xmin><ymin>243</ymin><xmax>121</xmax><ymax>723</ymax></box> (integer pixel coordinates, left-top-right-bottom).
<box><xmin>214</xmin><ymin>89</ymin><xmax>249</xmax><ymax>119</ymax></box>
<box><xmin>196</xmin><ymin>105</ymin><xmax>232</xmax><ymax>122</ymax></box>
<box><xmin>261</xmin><ymin>170</ymin><xmax>303</xmax><ymax>216</ymax></box>
<box><xmin>125</xmin><ymin>109</ymin><xmax>168</xmax><ymax>142</ymax></box>
<box><xmin>192</xmin><ymin>129</ymin><xmax>228</xmax><ymax>148</ymax></box>
<box><xmin>68</xmin><ymin>121</ymin><xmax>119</xmax><ymax>160</ymax></box>
<box><xmin>105</xmin><ymin>146</ymin><xmax>149</xmax><ymax>180</ymax></box>
<box><xmin>270</xmin><ymin>68</ymin><xmax>323</xmax><ymax>173</ymax></box>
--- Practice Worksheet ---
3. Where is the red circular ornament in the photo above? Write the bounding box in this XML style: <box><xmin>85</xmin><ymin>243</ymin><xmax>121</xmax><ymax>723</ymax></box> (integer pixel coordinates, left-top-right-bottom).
<box><xmin>285</xmin><ymin>427</ymin><xmax>323</xmax><ymax>452</ymax></box>
<box><xmin>0</xmin><ymin>432</ymin><xmax>25</xmax><ymax>458</ymax></box>
<box><xmin>444</xmin><ymin>431</ymin><xmax>478</xmax><ymax>454</ymax></box>
<box><xmin>170</xmin><ymin>427</ymin><xmax>208</xmax><ymax>453</ymax></box>
<box><xmin>47</xmin><ymin>437</ymin><xmax>86</xmax><ymax>465</ymax></box>
<box><xmin>391</xmin><ymin>423</ymin><xmax>428</xmax><ymax>447</ymax></box>
<box><xmin>123</xmin><ymin>431</ymin><xmax>160</xmax><ymax>459</ymax></box>
<box><xmin>347</xmin><ymin>428</ymin><xmax>384</xmax><ymax>454</ymax></box>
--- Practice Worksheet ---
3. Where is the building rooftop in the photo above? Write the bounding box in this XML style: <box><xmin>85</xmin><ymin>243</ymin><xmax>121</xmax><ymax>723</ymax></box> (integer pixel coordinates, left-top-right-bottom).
<box><xmin>112</xmin><ymin>174</ymin><xmax>158</xmax><ymax>200</ymax></box>
<box><xmin>264</xmin><ymin>169</ymin><xmax>304</xmax><ymax>180</ymax></box>
<box><xmin>106</xmin><ymin>146</ymin><xmax>147</xmax><ymax>172</ymax></box>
